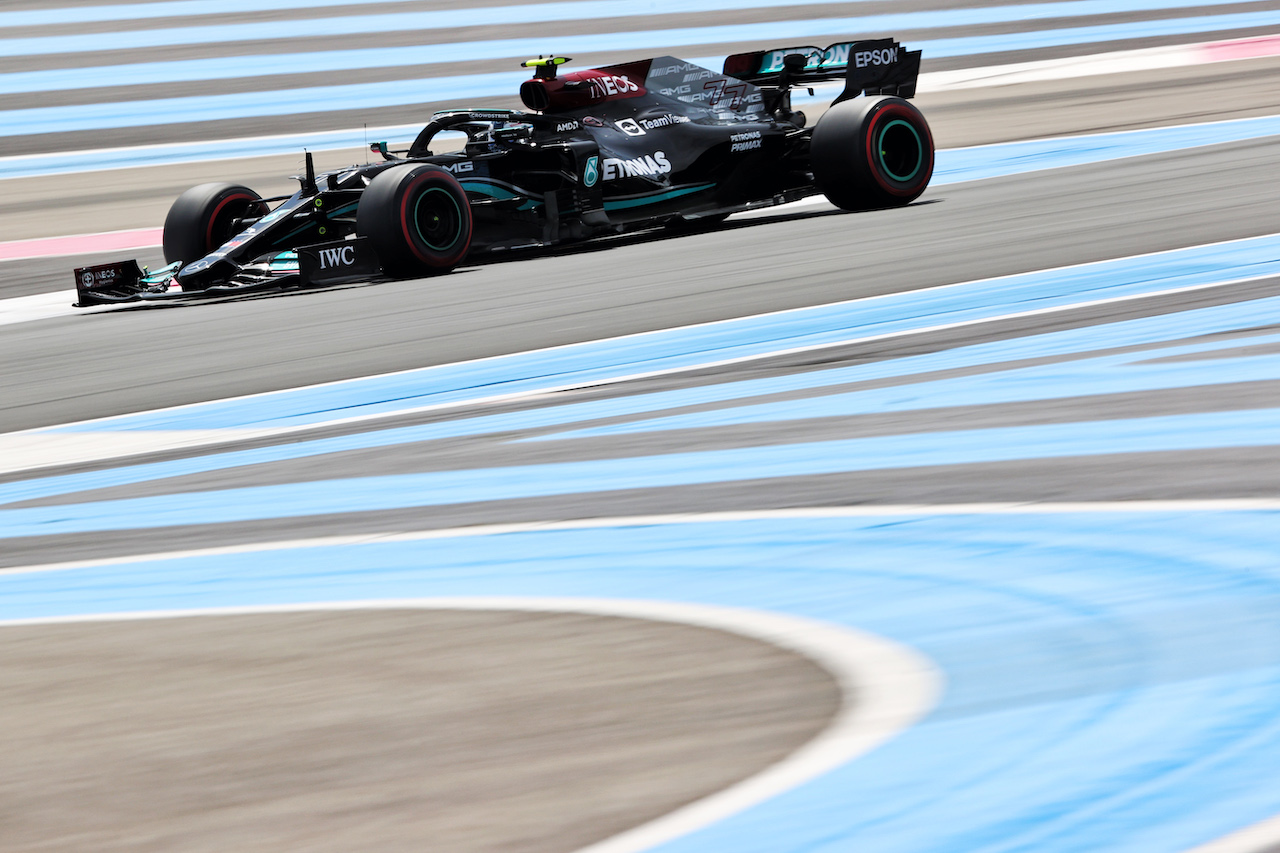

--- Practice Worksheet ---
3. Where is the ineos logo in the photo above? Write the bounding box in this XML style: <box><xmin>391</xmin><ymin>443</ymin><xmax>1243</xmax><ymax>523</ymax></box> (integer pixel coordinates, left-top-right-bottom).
<box><xmin>588</xmin><ymin>74</ymin><xmax>641</xmax><ymax>99</ymax></box>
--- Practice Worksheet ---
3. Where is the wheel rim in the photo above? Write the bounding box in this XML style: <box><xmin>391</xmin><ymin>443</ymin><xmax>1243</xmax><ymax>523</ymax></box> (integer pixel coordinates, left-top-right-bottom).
<box><xmin>412</xmin><ymin>187</ymin><xmax>463</xmax><ymax>252</ymax></box>
<box><xmin>876</xmin><ymin>119</ymin><xmax>924</xmax><ymax>184</ymax></box>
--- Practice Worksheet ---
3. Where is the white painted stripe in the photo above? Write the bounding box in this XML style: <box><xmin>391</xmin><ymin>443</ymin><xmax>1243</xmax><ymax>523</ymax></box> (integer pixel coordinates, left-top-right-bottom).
<box><xmin>6</xmin><ymin>502</ymin><xmax>1280</xmax><ymax>577</ymax></box>
<box><xmin>0</xmin><ymin>430</ymin><xmax>282</xmax><ymax>475</ymax></box>
<box><xmin>914</xmin><ymin>33</ymin><xmax>1280</xmax><ymax>91</ymax></box>
<box><xmin>0</xmin><ymin>290</ymin><xmax>80</xmax><ymax>327</ymax></box>
<box><xmin>922</xmin><ymin>42</ymin><xmax>1199</xmax><ymax>90</ymax></box>
<box><xmin>1183</xmin><ymin>811</ymin><xmax>1280</xmax><ymax>853</ymax></box>
<box><xmin>0</xmin><ymin>595</ymin><xmax>941</xmax><ymax>853</ymax></box>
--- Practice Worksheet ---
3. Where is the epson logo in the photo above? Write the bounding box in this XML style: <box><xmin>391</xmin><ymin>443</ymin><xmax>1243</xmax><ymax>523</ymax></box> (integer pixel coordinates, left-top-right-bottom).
<box><xmin>317</xmin><ymin>245</ymin><xmax>356</xmax><ymax>270</ymax></box>
<box><xmin>854</xmin><ymin>47</ymin><xmax>898</xmax><ymax>67</ymax></box>
<box><xmin>601</xmin><ymin>150</ymin><xmax>671</xmax><ymax>180</ymax></box>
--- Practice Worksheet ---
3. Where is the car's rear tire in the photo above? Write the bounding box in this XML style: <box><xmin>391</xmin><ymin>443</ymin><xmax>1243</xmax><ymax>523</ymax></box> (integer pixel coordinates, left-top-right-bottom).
<box><xmin>357</xmin><ymin>164</ymin><xmax>472</xmax><ymax>277</ymax></box>
<box><xmin>162</xmin><ymin>182</ymin><xmax>267</xmax><ymax>265</ymax></box>
<box><xmin>810</xmin><ymin>96</ymin><xmax>934</xmax><ymax>211</ymax></box>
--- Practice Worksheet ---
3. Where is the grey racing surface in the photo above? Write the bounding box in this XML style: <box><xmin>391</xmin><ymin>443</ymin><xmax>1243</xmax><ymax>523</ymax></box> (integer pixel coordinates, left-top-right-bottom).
<box><xmin>6</xmin><ymin>108</ymin><xmax>1280</xmax><ymax>430</ymax></box>
<box><xmin>4</xmin><ymin>4</ymin><xmax>1280</xmax><ymax>851</ymax></box>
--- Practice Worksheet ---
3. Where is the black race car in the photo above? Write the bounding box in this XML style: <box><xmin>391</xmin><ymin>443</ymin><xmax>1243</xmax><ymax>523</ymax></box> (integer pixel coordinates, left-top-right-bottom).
<box><xmin>74</xmin><ymin>39</ymin><xmax>932</xmax><ymax>306</ymax></box>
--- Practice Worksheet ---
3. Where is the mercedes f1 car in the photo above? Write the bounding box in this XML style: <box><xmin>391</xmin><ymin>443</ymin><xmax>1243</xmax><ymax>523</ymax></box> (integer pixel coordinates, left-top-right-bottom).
<box><xmin>74</xmin><ymin>39</ymin><xmax>933</xmax><ymax>306</ymax></box>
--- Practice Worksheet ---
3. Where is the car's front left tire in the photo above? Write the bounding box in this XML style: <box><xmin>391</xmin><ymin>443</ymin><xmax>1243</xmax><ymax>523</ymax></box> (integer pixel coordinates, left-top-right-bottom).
<box><xmin>357</xmin><ymin>164</ymin><xmax>473</xmax><ymax>278</ymax></box>
<box><xmin>162</xmin><ymin>182</ymin><xmax>267</xmax><ymax>265</ymax></box>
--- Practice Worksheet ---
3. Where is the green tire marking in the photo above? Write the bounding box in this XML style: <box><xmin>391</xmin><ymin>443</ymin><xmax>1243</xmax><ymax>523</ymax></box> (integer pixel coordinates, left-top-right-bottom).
<box><xmin>877</xmin><ymin>119</ymin><xmax>923</xmax><ymax>184</ymax></box>
<box><xmin>413</xmin><ymin>186</ymin><xmax>462</xmax><ymax>252</ymax></box>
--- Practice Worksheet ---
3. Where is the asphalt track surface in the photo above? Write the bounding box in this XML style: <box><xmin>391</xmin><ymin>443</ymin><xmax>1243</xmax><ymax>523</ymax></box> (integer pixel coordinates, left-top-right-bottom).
<box><xmin>4</xmin><ymin>2</ymin><xmax>1280</xmax><ymax>852</ymax></box>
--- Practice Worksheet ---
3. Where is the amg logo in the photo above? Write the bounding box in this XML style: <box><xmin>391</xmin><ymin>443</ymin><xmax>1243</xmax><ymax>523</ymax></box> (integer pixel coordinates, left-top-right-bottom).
<box><xmin>601</xmin><ymin>150</ymin><xmax>672</xmax><ymax>180</ymax></box>
<box><xmin>655</xmin><ymin>62</ymin><xmax>699</xmax><ymax>76</ymax></box>
<box><xmin>318</xmin><ymin>245</ymin><xmax>356</xmax><ymax>270</ymax></box>
<box><xmin>444</xmin><ymin>161</ymin><xmax>474</xmax><ymax>174</ymax></box>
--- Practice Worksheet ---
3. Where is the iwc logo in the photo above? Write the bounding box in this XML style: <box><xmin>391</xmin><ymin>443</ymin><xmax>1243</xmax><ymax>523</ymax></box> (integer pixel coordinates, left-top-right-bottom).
<box><xmin>583</xmin><ymin>155</ymin><xmax>600</xmax><ymax>188</ymax></box>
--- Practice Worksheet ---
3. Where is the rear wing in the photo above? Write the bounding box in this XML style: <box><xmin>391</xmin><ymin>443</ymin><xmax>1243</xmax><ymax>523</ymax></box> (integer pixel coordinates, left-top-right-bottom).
<box><xmin>723</xmin><ymin>39</ymin><xmax>921</xmax><ymax>100</ymax></box>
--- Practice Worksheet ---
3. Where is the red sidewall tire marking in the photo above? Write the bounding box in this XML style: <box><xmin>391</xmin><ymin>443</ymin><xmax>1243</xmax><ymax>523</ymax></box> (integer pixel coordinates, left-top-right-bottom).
<box><xmin>396</xmin><ymin>170</ymin><xmax>472</xmax><ymax>268</ymax></box>
<box><xmin>863</xmin><ymin>103</ymin><xmax>934</xmax><ymax>198</ymax></box>
<box><xmin>203</xmin><ymin>192</ymin><xmax>257</xmax><ymax>253</ymax></box>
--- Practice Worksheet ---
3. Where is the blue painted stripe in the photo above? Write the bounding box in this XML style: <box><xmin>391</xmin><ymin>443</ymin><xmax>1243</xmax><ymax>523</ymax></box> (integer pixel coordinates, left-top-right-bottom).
<box><xmin>5</xmin><ymin>407</ymin><xmax>1280</xmax><ymax>538</ymax></box>
<box><xmin>921</xmin><ymin>9</ymin><xmax>1280</xmax><ymax>58</ymax></box>
<box><xmin>4</xmin><ymin>513</ymin><xmax>1280</xmax><ymax>852</ymax></box>
<box><xmin>0</xmin><ymin>0</ymin><xmax>1256</xmax><ymax>93</ymax></box>
<box><xmin>5</xmin><ymin>108</ymin><xmax>1280</xmax><ymax>184</ymax></box>
<box><xmin>0</xmin><ymin>126</ymin><xmax>425</xmax><ymax>181</ymax></box>
<box><xmin>0</xmin><ymin>71</ymin><xmax>528</xmax><ymax>139</ymax></box>
<box><xmin>6</xmin><ymin>12</ymin><xmax>1280</xmax><ymax>137</ymax></box>
<box><xmin>935</xmin><ymin>113</ymin><xmax>1280</xmax><ymax>185</ymax></box>
<box><xmin>0</xmin><ymin>0</ymin><xmax>442</xmax><ymax>28</ymax></box>
<box><xmin>532</xmin><ymin>331</ymin><xmax>1280</xmax><ymax>440</ymax></box>
<box><xmin>0</xmin><ymin>0</ymin><xmax>1259</xmax><ymax>59</ymax></box>
<box><xmin>54</xmin><ymin>232</ymin><xmax>1280</xmax><ymax>433</ymax></box>
<box><xmin>7</xmin><ymin>293</ymin><xmax>1278</xmax><ymax>508</ymax></box>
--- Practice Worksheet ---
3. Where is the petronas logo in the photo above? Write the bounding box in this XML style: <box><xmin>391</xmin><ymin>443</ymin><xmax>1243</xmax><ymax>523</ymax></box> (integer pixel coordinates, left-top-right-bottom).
<box><xmin>584</xmin><ymin>156</ymin><xmax>599</xmax><ymax>188</ymax></box>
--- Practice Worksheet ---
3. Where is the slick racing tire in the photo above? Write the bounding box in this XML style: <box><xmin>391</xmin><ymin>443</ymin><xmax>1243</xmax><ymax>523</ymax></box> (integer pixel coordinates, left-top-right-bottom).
<box><xmin>810</xmin><ymin>96</ymin><xmax>934</xmax><ymax>211</ymax></box>
<box><xmin>357</xmin><ymin>164</ymin><xmax>472</xmax><ymax>277</ymax></box>
<box><xmin>162</xmin><ymin>182</ymin><xmax>267</xmax><ymax>265</ymax></box>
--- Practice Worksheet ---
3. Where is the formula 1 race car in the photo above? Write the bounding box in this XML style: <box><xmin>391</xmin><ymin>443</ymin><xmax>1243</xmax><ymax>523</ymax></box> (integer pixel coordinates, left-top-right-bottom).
<box><xmin>74</xmin><ymin>39</ymin><xmax>932</xmax><ymax>306</ymax></box>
